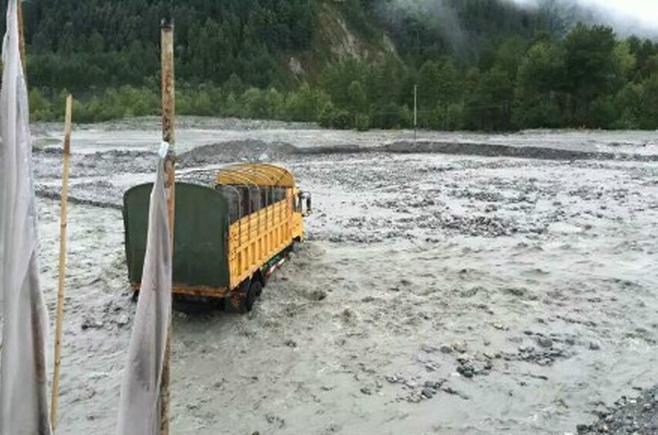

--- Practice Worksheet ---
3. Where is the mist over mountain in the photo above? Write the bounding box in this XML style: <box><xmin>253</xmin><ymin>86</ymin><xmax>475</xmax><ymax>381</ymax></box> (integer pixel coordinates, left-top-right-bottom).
<box><xmin>510</xmin><ymin>0</ymin><xmax>658</xmax><ymax>38</ymax></box>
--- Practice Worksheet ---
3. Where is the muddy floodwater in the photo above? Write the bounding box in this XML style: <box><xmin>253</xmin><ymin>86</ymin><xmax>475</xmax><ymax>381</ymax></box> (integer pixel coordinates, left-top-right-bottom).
<box><xmin>25</xmin><ymin>118</ymin><xmax>658</xmax><ymax>434</ymax></box>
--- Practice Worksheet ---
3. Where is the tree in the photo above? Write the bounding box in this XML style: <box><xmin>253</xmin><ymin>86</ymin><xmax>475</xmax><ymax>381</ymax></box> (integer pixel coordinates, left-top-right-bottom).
<box><xmin>285</xmin><ymin>83</ymin><xmax>328</xmax><ymax>122</ymax></box>
<box><xmin>418</xmin><ymin>60</ymin><xmax>441</xmax><ymax>111</ymax></box>
<box><xmin>614</xmin><ymin>82</ymin><xmax>642</xmax><ymax>128</ymax></box>
<box><xmin>612</xmin><ymin>41</ymin><xmax>637</xmax><ymax>85</ymax></box>
<box><xmin>512</xmin><ymin>40</ymin><xmax>565</xmax><ymax>128</ymax></box>
<box><xmin>321</xmin><ymin>60</ymin><xmax>367</xmax><ymax>111</ymax></box>
<box><xmin>465</xmin><ymin>67</ymin><xmax>514</xmax><ymax>131</ymax></box>
<box><xmin>637</xmin><ymin>74</ymin><xmax>658</xmax><ymax>129</ymax></box>
<box><xmin>347</xmin><ymin>80</ymin><xmax>367</xmax><ymax>115</ymax></box>
<box><xmin>562</xmin><ymin>24</ymin><xmax>617</xmax><ymax>124</ymax></box>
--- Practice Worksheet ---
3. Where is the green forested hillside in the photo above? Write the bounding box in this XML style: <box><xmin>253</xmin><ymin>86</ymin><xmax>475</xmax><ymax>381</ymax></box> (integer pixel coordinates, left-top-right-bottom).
<box><xmin>21</xmin><ymin>0</ymin><xmax>315</xmax><ymax>89</ymax></box>
<box><xmin>11</xmin><ymin>0</ymin><xmax>658</xmax><ymax>130</ymax></box>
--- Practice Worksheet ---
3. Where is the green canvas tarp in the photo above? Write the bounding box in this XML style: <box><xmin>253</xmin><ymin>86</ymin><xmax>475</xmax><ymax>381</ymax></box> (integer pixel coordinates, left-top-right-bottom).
<box><xmin>123</xmin><ymin>182</ymin><xmax>230</xmax><ymax>289</ymax></box>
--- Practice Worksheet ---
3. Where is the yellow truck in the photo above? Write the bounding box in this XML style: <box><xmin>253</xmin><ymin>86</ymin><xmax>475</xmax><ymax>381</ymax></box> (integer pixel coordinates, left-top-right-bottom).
<box><xmin>123</xmin><ymin>163</ymin><xmax>311</xmax><ymax>312</ymax></box>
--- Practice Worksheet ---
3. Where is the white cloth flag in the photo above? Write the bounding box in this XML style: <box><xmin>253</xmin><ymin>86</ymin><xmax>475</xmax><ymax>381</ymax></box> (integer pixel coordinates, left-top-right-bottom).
<box><xmin>117</xmin><ymin>157</ymin><xmax>172</xmax><ymax>435</ymax></box>
<box><xmin>0</xmin><ymin>1</ymin><xmax>53</xmax><ymax>434</ymax></box>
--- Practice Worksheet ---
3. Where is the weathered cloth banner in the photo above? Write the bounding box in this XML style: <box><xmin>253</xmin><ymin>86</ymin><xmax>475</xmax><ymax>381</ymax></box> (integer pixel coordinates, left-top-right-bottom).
<box><xmin>117</xmin><ymin>156</ymin><xmax>172</xmax><ymax>435</ymax></box>
<box><xmin>0</xmin><ymin>0</ymin><xmax>53</xmax><ymax>434</ymax></box>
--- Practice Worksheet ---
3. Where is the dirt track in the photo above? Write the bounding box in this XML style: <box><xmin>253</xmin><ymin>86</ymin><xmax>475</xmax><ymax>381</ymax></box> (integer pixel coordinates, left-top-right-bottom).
<box><xmin>20</xmin><ymin>119</ymin><xmax>658</xmax><ymax>434</ymax></box>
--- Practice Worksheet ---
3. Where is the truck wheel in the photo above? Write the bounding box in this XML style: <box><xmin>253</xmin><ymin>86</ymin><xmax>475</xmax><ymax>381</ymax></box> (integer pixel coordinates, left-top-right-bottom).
<box><xmin>246</xmin><ymin>280</ymin><xmax>262</xmax><ymax>310</ymax></box>
<box><xmin>228</xmin><ymin>280</ymin><xmax>261</xmax><ymax>314</ymax></box>
<box><xmin>251</xmin><ymin>279</ymin><xmax>263</xmax><ymax>298</ymax></box>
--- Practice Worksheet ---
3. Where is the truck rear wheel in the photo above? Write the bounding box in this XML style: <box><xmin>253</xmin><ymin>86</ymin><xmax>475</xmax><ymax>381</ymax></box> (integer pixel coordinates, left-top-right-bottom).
<box><xmin>228</xmin><ymin>279</ymin><xmax>262</xmax><ymax>314</ymax></box>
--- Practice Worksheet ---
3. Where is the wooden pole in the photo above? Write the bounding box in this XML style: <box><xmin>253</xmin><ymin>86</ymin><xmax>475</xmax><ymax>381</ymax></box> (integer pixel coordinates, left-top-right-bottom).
<box><xmin>159</xmin><ymin>18</ymin><xmax>175</xmax><ymax>435</ymax></box>
<box><xmin>17</xmin><ymin>0</ymin><xmax>26</xmax><ymax>76</ymax></box>
<box><xmin>50</xmin><ymin>95</ymin><xmax>73</xmax><ymax>432</ymax></box>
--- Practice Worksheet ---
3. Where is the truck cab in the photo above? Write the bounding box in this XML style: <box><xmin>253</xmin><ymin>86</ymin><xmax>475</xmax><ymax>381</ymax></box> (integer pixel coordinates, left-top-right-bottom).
<box><xmin>292</xmin><ymin>187</ymin><xmax>312</xmax><ymax>240</ymax></box>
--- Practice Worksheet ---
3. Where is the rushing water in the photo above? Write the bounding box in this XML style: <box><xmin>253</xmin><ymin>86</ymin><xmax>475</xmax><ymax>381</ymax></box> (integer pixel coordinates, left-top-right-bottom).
<box><xmin>24</xmin><ymin>118</ymin><xmax>658</xmax><ymax>434</ymax></box>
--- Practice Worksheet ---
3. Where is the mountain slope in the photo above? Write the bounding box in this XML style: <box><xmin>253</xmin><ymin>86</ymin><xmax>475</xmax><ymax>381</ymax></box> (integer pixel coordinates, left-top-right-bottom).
<box><xmin>8</xmin><ymin>0</ymin><xmax>558</xmax><ymax>89</ymax></box>
<box><xmin>6</xmin><ymin>0</ymin><xmax>657</xmax><ymax>91</ymax></box>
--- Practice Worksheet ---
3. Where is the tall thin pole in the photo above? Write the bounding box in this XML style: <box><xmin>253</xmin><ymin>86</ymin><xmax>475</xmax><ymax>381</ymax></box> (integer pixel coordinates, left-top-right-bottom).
<box><xmin>17</xmin><ymin>0</ymin><xmax>26</xmax><ymax>75</ymax></box>
<box><xmin>159</xmin><ymin>18</ymin><xmax>175</xmax><ymax>435</ymax></box>
<box><xmin>51</xmin><ymin>95</ymin><xmax>73</xmax><ymax>431</ymax></box>
<box><xmin>413</xmin><ymin>84</ymin><xmax>418</xmax><ymax>142</ymax></box>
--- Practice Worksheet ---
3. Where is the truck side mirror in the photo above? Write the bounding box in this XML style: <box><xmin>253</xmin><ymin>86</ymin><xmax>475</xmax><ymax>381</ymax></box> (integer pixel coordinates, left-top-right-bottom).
<box><xmin>301</xmin><ymin>192</ymin><xmax>312</xmax><ymax>216</ymax></box>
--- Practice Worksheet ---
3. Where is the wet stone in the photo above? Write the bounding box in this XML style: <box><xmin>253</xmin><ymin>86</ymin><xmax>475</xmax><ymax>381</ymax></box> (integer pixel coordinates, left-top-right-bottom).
<box><xmin>576</xmin><ymin>386</ymin><xmax>658</xmax><ymax>434</ymax></box>
<box><xmin>284</xmin><ymin>339</ymin><xmax>297</xmax><ymax>348</ymax></box>
<box><xmin>451</xmin><ymin>341</ymin><xmax>468</xmax><ymax>353</ymax></box>
<box><xmin>310</xmin><ymin>289</ymin><xmax>327</xmax><ymax>301</ymax></box>
<box><xmin>537</xmin><ymin>336</ymin><xmax>554</xmax><ymax>348</ymax></box>
<box><xmin>116</xmin><ymin>314</ymin><xmax>129</xmax><ymax>327</ymax></box>
<box><xmin>81</xmin><ymin>316</ymin><xmax>104</xmax><ymax>330</ymax></box>
<box><xmin>385</xmin><ymin>375</ymin><xmax>402</xmax><ymax>384</ymax></box>
<box><xmin>457</xmin><ymin>365</ymin><xmax>474</xmax><ymax>378</ymax></box>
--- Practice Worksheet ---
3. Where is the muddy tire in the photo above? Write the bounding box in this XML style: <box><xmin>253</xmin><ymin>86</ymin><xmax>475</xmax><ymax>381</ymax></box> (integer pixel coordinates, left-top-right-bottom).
<box><xmin>228</xmin><ymin>279</ymin><xmax>261</xmax><ymax>314</ymax></box>
<box><xmin>251</xmin><ymin>279</ymin><xmax>263</xmax><ymax>298</ymax></box>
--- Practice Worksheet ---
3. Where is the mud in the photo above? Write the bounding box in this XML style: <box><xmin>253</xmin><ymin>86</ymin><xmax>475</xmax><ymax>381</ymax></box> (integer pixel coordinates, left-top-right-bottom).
<box><xmin>10</xmin><ymin>118</ymin><xmax>658</xmax><ymax>434</ymax></box>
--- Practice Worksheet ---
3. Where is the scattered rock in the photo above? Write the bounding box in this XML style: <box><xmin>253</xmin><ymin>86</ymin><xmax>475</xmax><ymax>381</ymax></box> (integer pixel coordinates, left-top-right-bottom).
<box><xmin>577</xmin><ymin>386</ymin><xmax>658</xmax><ymax>434</ymax></box>
<box><xmin>284</xmin><ymin>339</ymin><xmax>297</xmax><ymax>348</ymax></box>
<box><xmin>455</xmin><ymin>355</ymin><xmax>493</xmax><ymax>378</ymax></box>
<box><xmin>385</xmin><ymin>375</ymin><xmax>403</xmax><ymax>384</ymax></box>
<box><xmin>442</xmin><ymin>385</ymin><xmax>470</xmax><ymax>400</ymax></box>
<box><xmin>503</xmin><ymin>345</ymin><xmax>571</xmax><ymax>366</ymax></box>
<box><xmin>537</xmin><ymin>336</ymin><xmax>554</xmax><ymax>348</ymax></box>
<box><xmin>81</xmin><ymin>316</ymin><xmax>104</xmax><ymax>330</ymax></box>
<box><xmin>421</xmin><ymin>388</ymin><xmax>435</xmax><ymax>398</ymax></box>
<box><xmin>340</xmin><ymin>307</ymin><xmax>357</xmax><ymax>325</ymax></box>
<box><xmin>116</xmin><ymin>314</ymin><xmax>129</xmax><ymax>327</ymax></box>
<box><xmin>265</xmin><ymin>414</ymin><xmax>286</xmax><ymax>429</ymax></box>
<box><xmin>440</xmin><ymin>344</ymin><xmax>453</xmax><ymax>354</ymax></box>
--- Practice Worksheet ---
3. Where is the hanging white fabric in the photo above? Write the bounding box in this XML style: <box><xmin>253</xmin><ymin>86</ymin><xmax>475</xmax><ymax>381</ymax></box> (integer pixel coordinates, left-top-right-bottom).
<box><xmin>117</xmin><ymin>157</ymin><xmax>172</xmax><ymax>435</ymax></box>
<box><xmin>0</xmin><ymin>0</ymin><xmax>53</xmax><ymax>434</ymax></box>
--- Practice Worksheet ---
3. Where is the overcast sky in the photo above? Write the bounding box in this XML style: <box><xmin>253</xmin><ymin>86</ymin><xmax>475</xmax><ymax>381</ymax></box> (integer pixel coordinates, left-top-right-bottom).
<box><xmin>580</xmin><ymin>1</ymin><xmax>657</xmax><ymax>28</ymax></box>
<box><xmin>514</xmin><ymin>0</ymin><xmax>658</xmax><ymax>30</ymax></box>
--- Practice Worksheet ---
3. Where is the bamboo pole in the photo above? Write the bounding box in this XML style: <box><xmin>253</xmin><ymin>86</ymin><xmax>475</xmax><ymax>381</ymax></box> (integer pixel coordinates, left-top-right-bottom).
<box><xmin>159</xmin><ymin>18</ymin><xmax>175</xmax><ymax>435</ymax></box>
<box><xmin>50</xmin><ymin>95</ymin><xmax>73</xmax><ymax>432</ymax></box>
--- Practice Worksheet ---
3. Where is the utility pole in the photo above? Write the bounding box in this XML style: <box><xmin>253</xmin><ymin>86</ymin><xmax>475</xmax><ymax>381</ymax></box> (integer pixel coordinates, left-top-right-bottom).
<box><xmin>414</xmin><ymin>84</ymin><xmax>418</xmax><ymax>142</ymax></box>
<box><xmin>160</xmin><ymin>17</ymin><xmax>175</xmax><ymax>435</ymax></box>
